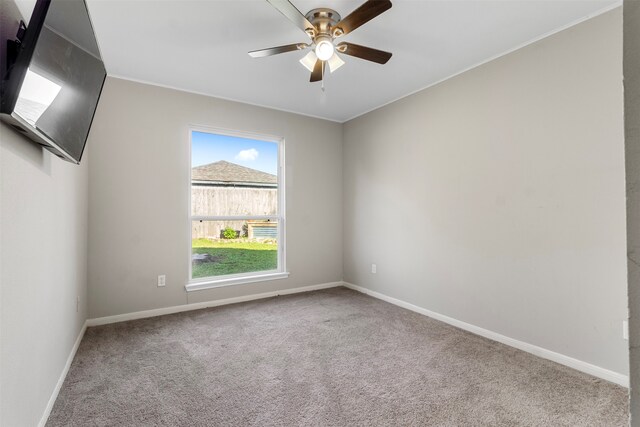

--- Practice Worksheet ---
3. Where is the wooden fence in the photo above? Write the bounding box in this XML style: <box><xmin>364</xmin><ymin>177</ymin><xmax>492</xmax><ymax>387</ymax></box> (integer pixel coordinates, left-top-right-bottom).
<box><xmin>191</xmin><ymin>185</ymin><xmax>277</xmax><ymax>239</ymax></box>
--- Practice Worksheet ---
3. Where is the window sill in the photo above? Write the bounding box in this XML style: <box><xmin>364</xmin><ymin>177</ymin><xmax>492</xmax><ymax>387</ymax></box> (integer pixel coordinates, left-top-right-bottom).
<box><xmin>185</xmin><ymin>272</ymin><xmax>290</xmax><ymax>292</ymax></box>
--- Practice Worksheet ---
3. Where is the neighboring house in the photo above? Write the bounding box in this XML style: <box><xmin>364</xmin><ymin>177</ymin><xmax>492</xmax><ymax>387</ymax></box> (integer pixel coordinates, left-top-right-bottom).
<box><xmin>191</xmin><ymin>160</ymin><xmax>277</xmax><ymax>239</ymax></box>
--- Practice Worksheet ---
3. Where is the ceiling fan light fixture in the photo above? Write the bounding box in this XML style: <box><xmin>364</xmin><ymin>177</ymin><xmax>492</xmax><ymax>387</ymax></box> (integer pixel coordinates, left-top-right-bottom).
<box><xmin>327</xmin><ymin>53</ymin><xmax>344</xmax><ymax>73</ymax></box>
<box><xmin>299</xmin><ymin>50</ymin><xmax>318</xmax><ymax>72</ymax></box>
<box><xmin>314</xmin><ymin>36</ymin><xmax>334</xmax><ymax>61</ymax></box>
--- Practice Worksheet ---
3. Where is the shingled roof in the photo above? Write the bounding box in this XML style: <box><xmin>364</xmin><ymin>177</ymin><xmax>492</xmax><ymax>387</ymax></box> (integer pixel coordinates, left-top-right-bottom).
<box><xmin>191</xmin><ymin>161</ymin><xmax>277</xmax><ymax>187</ymax></box>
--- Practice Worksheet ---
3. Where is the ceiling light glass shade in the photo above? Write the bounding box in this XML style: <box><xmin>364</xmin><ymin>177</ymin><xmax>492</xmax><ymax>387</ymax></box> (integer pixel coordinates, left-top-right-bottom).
<box><xmin>315</xmin><ymin>39</ymin><xmax>334</xmax><ymax>61</ymax></box>
<box><xmin>299</xmin><ymin>50</ymin><xmax>318</xmax><ymax>72</ymax></box>
<box><xmin>327</xmin><ymin>53</ymin><xmax>345</xmax><ymax>73</ymax></box>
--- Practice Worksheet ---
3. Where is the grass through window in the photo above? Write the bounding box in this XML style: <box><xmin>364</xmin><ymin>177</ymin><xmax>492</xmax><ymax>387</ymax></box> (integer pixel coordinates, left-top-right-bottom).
<box><xmin>192</xmin><ymin>238</ymin><xmax>277</xmax><ymax>278</ymax></box>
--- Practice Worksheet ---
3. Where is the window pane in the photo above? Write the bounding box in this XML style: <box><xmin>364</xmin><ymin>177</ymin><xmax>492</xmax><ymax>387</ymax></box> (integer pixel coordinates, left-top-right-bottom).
<box><xmin>192</xmin><ymin>220</ymin><xmax>279</xmax><ymax>279</ymax></box>
<box><xmin>191</xmin><ymin>131</ymin><xmax>278</xmax><ymax>216</ymax></box>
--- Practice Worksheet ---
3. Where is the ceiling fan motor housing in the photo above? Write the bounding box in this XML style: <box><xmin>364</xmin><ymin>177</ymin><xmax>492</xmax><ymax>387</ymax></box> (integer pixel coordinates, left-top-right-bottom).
<box><xmin>305</xmin><ymin>8</ymin><xmax>341</xmax><ymax>39</ymax></box>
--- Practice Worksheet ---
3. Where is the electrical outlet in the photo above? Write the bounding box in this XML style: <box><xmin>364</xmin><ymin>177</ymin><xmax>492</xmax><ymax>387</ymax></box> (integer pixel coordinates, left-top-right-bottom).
<box><xmin>371</xmin><ymin>264</ymin><xmax>377</xmax><ymax>274</ymax></box>
<box><xmin>76</xmin><ymin>296</ymin><xmax>80</xmax><ymax>313</ymax></box>
<box><xmin>623</xmin><ymin>320</ymin><xmax>629</xmax><ymax>340</ymax></box>
<box><xmin>158</xmin><ymin>275</ymin><xmax>166</xmax><ymax>287</ymax></box>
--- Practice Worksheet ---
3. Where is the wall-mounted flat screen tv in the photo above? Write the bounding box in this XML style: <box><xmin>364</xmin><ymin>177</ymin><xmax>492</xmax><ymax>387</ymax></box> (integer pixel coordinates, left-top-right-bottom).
<box><xmin>0</xmin><ymin>0</ymin><xmax>106</xmax><ymax>164</ymax></box>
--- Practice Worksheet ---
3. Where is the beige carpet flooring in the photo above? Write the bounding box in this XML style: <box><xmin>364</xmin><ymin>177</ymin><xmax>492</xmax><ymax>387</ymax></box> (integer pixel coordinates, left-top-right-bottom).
<box><xmin>46</xmin><ymin>287</ymin><xmax>628</xmax><ymax>426</ymax></box>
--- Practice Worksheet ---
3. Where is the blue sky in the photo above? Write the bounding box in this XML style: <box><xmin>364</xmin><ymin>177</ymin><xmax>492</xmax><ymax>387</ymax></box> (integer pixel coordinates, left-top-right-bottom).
<box><xmin>191</xmin><ymin>131</ymin><xmax>278</xmax><ymax>175</ymax></box>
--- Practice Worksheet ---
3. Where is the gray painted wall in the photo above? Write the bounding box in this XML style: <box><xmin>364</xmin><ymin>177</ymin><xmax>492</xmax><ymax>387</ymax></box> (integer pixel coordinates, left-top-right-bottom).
<box><xmin>624</xmin><ymin>0</ymin><xmax>640</xmax><ymax>422</ymax></box>
<box><xmin>0</xmin><ymin>131</ymin><xmax>88</xmax><ymax>427</ymax></box>
<box><xmin>87</xmin><ymin>78</ymin><xmax>343</xmax><ymax>318</ymax></box>
<box><xmin>0</xmin><ymin>2</ymin><xmax>89</xmax><ymax>426</ymax></box>
<box><xmin>343</xmin><ymin>9</ymin><xmax>628</xmax><ymax>376</ymax></box>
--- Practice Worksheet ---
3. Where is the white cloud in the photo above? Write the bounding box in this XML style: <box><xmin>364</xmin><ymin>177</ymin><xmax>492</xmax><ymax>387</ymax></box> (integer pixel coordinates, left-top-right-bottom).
<box><xmin>235</xmin><ymin>148</ymin><xmax>259</xmax><ymax>162</ymax></box>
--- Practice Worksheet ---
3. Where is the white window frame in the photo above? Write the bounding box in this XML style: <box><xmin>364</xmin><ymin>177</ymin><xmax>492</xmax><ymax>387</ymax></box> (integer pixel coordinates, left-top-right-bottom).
<box><xmin>185</xmin><ymin>125</ymin><xmax>288</xmax><ymax>292</ymax></box>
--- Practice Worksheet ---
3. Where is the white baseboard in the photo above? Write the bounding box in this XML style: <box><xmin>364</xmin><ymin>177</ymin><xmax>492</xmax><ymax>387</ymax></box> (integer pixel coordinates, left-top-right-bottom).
<box><xmin>343</xmin><ymin>282</ymin><xmax>629</xmax><ymax>388</ymax></box>
<box><xmin>87</xmin><ymin>281</ymin><xmax>343</xmax><ymax>327</ymax></box>
<box><xmin>38</xmin><ymin>321</ymin><xmax>87</xmax><ymax>427</ymax></box>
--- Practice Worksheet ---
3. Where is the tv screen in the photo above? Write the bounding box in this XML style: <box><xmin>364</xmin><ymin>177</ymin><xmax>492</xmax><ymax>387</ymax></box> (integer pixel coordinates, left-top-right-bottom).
<box><xmin>0</xmin><ymin>0</ymin><xmax>106</xmax><ymax>164</ymax></box>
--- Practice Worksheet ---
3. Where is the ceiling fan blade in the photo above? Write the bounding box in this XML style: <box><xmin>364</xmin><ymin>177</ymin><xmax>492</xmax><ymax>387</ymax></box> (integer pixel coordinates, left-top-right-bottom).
<box><xmin>248</xmin><ymin>43</ymin><xmax>309</xmax><ymax>58</ymax></box>
<box><xmin>266</xmin><ymin>0</ymin><xmax>316</xmax><ymax>38</ymax></box>
<box><xmin>336</xmin><ymin>42</ymin><xmax>392</xmax><ymax>64</ymax></box>
<box><xmin>310</xmin><ymin>60</ymin><xmax>323</xmax><ymax>82</ymax></box>
<box><xmin>332</xmin><ymin>0</ymin><xmax>392</xmax><ymax>38</ymax></box>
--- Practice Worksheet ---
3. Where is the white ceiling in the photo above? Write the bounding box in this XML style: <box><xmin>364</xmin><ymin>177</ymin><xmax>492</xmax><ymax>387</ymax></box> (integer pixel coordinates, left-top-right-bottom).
<box><xmin>80</xmin><ymin>0</ymin><xmax>620</xmax><ymax>122</ymax></box>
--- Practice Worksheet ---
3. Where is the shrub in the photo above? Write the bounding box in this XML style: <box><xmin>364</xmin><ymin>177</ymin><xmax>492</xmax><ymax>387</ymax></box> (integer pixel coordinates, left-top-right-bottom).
<box><xmin>222</xmin><ymin>227</ymin><xmax>237</xmax><ymax>239</ymax></box>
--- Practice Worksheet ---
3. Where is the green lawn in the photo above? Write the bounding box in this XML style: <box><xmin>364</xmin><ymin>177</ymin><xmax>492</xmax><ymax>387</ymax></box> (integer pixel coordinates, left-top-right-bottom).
<box><xmin>192</xmin><ymin>238</ymin><xmax>277</xmax><ymax>278</ymax></box>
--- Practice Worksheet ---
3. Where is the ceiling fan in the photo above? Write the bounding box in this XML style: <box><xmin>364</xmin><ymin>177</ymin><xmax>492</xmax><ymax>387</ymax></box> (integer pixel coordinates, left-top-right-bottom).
<box><xmin>249</xmin><ymin>0</ymin><xmax>393</xmax><ymax>84</ymax></box>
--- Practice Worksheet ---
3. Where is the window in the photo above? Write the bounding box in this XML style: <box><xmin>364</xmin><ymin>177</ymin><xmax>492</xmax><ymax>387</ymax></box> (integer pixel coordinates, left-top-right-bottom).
<box><xmin>186</xmin><ymin>128</ymin><xmax>287</xmax><ymax>291</ymax></box>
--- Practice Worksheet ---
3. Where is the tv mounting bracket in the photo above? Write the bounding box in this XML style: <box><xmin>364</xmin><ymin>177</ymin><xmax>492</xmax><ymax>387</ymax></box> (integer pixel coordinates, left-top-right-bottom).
<box><xmin>5</xmin><ymin>20</ymin><xmax>27</xmax><ymax>76</ymax></box>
